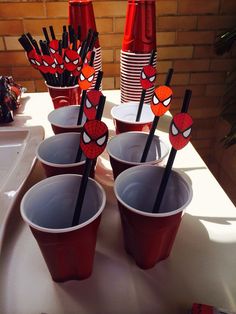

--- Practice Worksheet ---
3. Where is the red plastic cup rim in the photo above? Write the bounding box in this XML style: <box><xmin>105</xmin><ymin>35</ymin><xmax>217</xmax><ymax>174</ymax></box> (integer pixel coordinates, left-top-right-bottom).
<box><xmin>114</xmin><ymin>165</ymin><xmax>192</xmax><ymax>217</ymax></box>
<box><xmin>20</xmin><ymin>173</ymin><xmax>106</xmax><ymax>233</ymax></box>
<box><xmin>46</xmin><ymin>83</ymin><xmax>80</xmax><ymax>90</ymax></box>
<box><xmin>121</xmin><ymin>50</ymin><xmax>156</xmax><ymax>57</ymax></box>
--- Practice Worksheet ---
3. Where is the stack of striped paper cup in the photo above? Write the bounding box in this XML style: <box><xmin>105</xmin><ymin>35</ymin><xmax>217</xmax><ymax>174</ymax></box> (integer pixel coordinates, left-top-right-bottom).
<box><xmin>69</xmin><ymin>0</ymin><xmax>102</xmax><ymax>90</ymax></box>
<box><xmin>120</xmin><ymin>0</ymin><xmax>157</xmax><ymax>104</ymax></box>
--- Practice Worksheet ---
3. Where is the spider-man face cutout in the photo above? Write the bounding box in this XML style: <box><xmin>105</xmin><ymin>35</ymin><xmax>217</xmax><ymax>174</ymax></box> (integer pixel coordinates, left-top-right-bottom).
<box><xmin>80</xmin><ymin>120</ymin><xmax>108</xmax><ymax>159</ymax></box>
<box><xmin>140</xmin><ymin>65</ymin><xmax>156</xmax><ymax>90</ymax></box>
<box><xmin>84</xmin><ymin>90</ymin><xmax>102</xmax><ymax>120</ymax></box>
<box><xmin>27</xmin><ymin>50</ymin><xmax>41</xmax><ymax>70</ymax></box>
<box><xmin>64</xmin><ymin>49</ymin><xmax>81</xmax><ymax>72</ymax></box>
<box><xmin>72</xmin><ymin>56</ymin><xmax>83</xmax><ymax>76</ymax></box>
<box><xmin>169</xmin><ymin>113</ymin><xmax>193</xmax><ymax>150</ymax></box>
<box><xmin>151</xmin><ymin>85</ymin><xmax>173</xmax><ymax>117</ymax></box>
<box><xmin>79</xmin><ymin>65</ymin><xmax>95</xmax><ymax>90</ymax></box>
<box><xmin>49</xmin><ymin>40</ymin><xmax>59</xmax><ymax>55</ymax></box>
<box><xmin>54</xmin><ymin>53</ymin><xmax>64</xmax><ymax>74</ymax></box>
<box><xmin>40</xmin><ymin>55</ymin><xmax>57</xmax><ymax>74</ymax></box>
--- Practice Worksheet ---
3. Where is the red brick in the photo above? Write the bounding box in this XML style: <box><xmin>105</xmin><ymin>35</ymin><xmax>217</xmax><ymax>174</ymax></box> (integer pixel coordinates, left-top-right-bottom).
<box><xmin>198</xmin><ymin>16</ymin><xmax>236</xmax><ymax>30</ymax></box>
<box><xmin>157</xmin><ymin>61</ymin><xmax>173</xmax><ymax>73</ymax></box>
<box><xmin>35</xmin><ymin>79</ymin><xmax>47</xmax><ymax>92</ymax></box>
<box><xmin>12</xmin><ymin>66</ymin><xmax>42</xmax><ymax>80</ymax></box>
<box><xmin>157</xmin><ymin>16</ymin><xmax>197</xmax><ymax>31</ymax></box>
<box><xmin>103</xmin><ymin>63</ymin><xmax>120</xmax><ymax>76</ymax></box>
<box><xmin>46</xmin><ymin>2</ymin><xmax>67</xmax><ymax>17</ymax></box>
<box><xmin>210</xmin><ymin>59</ymin><xmax>236</xmax><ymax>71</ymax></box>
<box><xmin>190</xmin><ymin>72</ymin><xmax>226</xmax><ymax>84</ymax></box>
<box><xmin>172</xmin><ymin>85</ymin><xmax>206</xmax><ymax>97</ymax></box>
<box><xmin>102</xmin><ymin>77</ymin><xmax>115</xmax><ymax>89</ymax></box>
<box><xmin>157</xmin><ymin>32</ymin><xmax>176</xmax><ymax>46</ymax></box>
<box><xmin>114</xmin><ymin>18</ymin><xmax>125</xmax><ymax>33</ymax></box>
<box><xmin>24</xmin><ymin>19</ymin><xmax>67</xmax><ymax>36</ymax></box>
<box><xmin>206</xmin><ymin>84</ymin><xmax>226</xmax><ymax>96</ymax></box>
<box><xmin>18</xmin><ymin>80</ymin><xmax>35</xmax><ymax>93</ymax></box>
<box><xmin>0</xmin><ymin>66</ymin><xmax>12</xmax><ymax>76</ymax></box>
<box><xmin>178</xmin><ymin>0</ymin><xmax>219</xmax><ymax>14</ymax></box>
<box><xmin>158</xmin><ymin>46</ymin><xmax>193</xmax><ymax>60</ymax></box>
<box><xmin>0</xmin><ymin>3</ymin><xmax>45</xmax><ymax>18</ymax></box>
<box><xmin>0</xmin><ymin>37</ymin><xmax>5</xmax><ymax>51</ymax></box>
<box><xmin>99</xmin><ymin>34</ymin><xmax>123</xmax><ymax>48</ymax></box>
<box><xmin>96</xmin><ymin>18</ymin><xmax>113</xmax><ymax>34</ymax></box>
<box><xmin>156</xmin><ymin>1</ymin><xmax>177</xmax><ymax>16</ymax></box>
<box><xmin>0</xmin><ymin>51</ymin><xmax>28</xmax><ymax>66</ymax></box>
<box><xmin>174</xmin><ymin>59</ymin><xmax>210</xmax><ymax>72</ymax></box>
<box><xmin>221</xmin><ymin>0</ymin><xmax>236</xmax><ymax>14</ymax></box>
<box><xmin>176</xmin><ymin>31</ymin><xmax>215</xmax><ymax>45</ymax></box>
<box><xmin>157</xmin><ymin>73</ymin><xmax>190</xmax><ymax>85</ymax></box>
<box><xmin>0</xmin><ymin>21</ymin><xmax>24</xmax><ymax>36</ymax></box>
<box><xmin>94</xmin><ymin>1</ymin><xmax>127</xmax><ymax>18</ymax></box>
<box><xmin>193</xmin><ymin>45</ymin><xmax>230</xmax><ymax>59</ymax></box>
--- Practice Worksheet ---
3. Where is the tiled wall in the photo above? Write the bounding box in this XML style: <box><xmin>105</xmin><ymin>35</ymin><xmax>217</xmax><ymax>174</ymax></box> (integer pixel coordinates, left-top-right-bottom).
<box><xmin>0</xmin><ymin>0</ymin><xmax>236</xmax><ymax>203</ymax></box>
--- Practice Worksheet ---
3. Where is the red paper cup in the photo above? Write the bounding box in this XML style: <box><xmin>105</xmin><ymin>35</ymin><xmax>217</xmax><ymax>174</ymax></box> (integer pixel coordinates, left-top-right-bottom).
<box><xmin>114</xmin><ymin>165</ymin><xmax>192</xmax><ymax>269</ymax></box>
<box><xmin>20</xmin><ymin>174</ymin><xmax>106</xmax><ymax>282</ymax></box>
<box><xmin>122</xmin><ymin>0</ymin><xmax>156</xmax><ymax>53</ymax></box>
<box><xmin>107</xmin><ymin>132</ymin><xmax>169</xmax><ymax>179</ymax></box>
<box><xmin>48</xmin><ymin>105</ymin><xmax>86</xmax><ymax>134</ymax></box>
<box><xmin>111</xmin><ymin>103</ymin><xmax>154</xmax><ymax>134</ymax></box>
<box><xmin>46</xmin><ymin>84</ymin><xmax>81</xmax><ymax>109</ymax></box>
<box><xmin>37</xmin><ymin>133</ymin><xmax>96</xmax><ymax>178</ymax></box>
<box><xmin>69</xmin><ymin>0</ymin><xmax>99</xmax><ymax>48</ymax></box>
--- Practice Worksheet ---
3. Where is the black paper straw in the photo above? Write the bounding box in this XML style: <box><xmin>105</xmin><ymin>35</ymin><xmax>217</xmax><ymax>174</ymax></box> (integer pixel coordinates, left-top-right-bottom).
<box><xmin>68</xmin><ymin>25</ymin><xmax>75</xmax><ymax>45</ymax></box>
<box><xmin>18</xmin><ymin>35</ymin><xmax>33</xmax><ymax>52</ymax></box>
<box><xmin>135</xmin><ymin>50</ymin><xmax>156</xmax><ymax>122</ymax></box>
<box><xmin>72</xmin><ymin>158</ymin><xmax>93</xmax><ymax>226</ymax></box>
<box><xmin>26</xmin><ymin>32</ymin><xmax>34</xmax><ymax>46</ymax></box>
<box><xmin>42</xmin><ymin>27</ymin><xmax>50</xmax><ymax>44</ymax></box>
<box><xmin>95</xmin><ymin>71</ymin><xmax>103</xmax><ymax>90</ymax></box>
<box><xmin>96</xmin><ymin>95</ymin><xmax>106</xmax><ymax>120</ymax></box>
<box><xmin>152</xmin><ymin>89</ymin><xmax>192</xmax><ymax>213</ymax></box>
<box><xmin>49</xmin><ymin>25</ymin><xmax>56</xmax><ymax>40</ymax></box>
<box><xmin>140</xmin><ymin>68</ymin><xmax>174</xmax><ymax>163</ymax></box>
<box><xmin>32</xmin><ymin>39</ymin><xmax>41</xmax><ymax>55</ymax></box>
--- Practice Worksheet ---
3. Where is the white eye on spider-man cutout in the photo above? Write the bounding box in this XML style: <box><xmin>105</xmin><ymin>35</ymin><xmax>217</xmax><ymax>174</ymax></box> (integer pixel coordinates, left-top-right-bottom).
<box><xmin>140</xmin><ymin>65</ymin><xmax>156</xmax><ymax>90</ymax></box>
<box><xmin>27</xmin><ymin>50</ymin><xmax>41</xmax><ymax>70</ymax></box>
<box><xmin>151</xmin><ymin>85</ymin><xmax>173</xmax><ymax>117</ymax></box>
<box><xmin>40</xmin><ymin>55</ymin><xmax>57</xmax><ymax>74</ymax></box>
<box><xmin>169</xmin><ymin>113</ymin><xmax>193</xmax><ymax>150</ymax></box>
<box><xmin>63</xmin><ymin>49</ymin><xmax>82</xmax><ymax>73</ymax></box>
<box><xmin>80</xmin><ymin>120</ymin><xmax>108</xmax><ymax>159</ymax></box>
<box><xmin>84</xmin><ymin>90</ymin><xmax>103</xmax><ymax>120</ymax></box>
<box><xmin>78</xmin><ymin>64</ymin><xmax>95</xmax><ymax>90</ymax></box>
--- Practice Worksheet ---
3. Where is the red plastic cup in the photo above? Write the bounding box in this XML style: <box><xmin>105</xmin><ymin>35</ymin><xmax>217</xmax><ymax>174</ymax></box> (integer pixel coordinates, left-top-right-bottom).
<box><xmin>122</xmin><ymin>0</ymin><xmax>156</xmax><ymax>53</ymax></box>
<box><xmin>107</xmin><ymin>132</ymin><xmax>169</xmax><ymax>179</ymax></box>
<box><xmin>37</xmin><ymin>133</ymin><xmax>96</xmax><ymax>178</ymax></box>
<box><xmin>48</xmin><ymin>105</ymin><xmax>86</xmax><ymax>134</ymax></box>
<box><xmin>114</xmin><ymin>165</ymin><xmax>192</xmax><ymax>269</ymax></box>
<box><xmin>69</xmin><ymin>0</ymin><xmax>99</xmax><ymax>48</ymax></box>
<box><xmin>46</xmin><ymin>84</ymin><xmax>81</xmax><ymax>109</ymax></box>
<box><xmin>20</xmin><ymin>174</ymin><xmax>106</xmax><ymax>282</ymax></box>
<box><xmin>111</xmin><ymin>103</ymin><xmax>154</xmax><ymax>134</ymax></box>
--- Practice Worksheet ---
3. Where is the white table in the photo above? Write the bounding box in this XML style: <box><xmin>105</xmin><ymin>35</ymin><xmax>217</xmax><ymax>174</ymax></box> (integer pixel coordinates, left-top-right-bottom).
<box><xmin>0</xmin><ymin>90</ymin><xmax>235</xmax><ymax>314</ymax></box>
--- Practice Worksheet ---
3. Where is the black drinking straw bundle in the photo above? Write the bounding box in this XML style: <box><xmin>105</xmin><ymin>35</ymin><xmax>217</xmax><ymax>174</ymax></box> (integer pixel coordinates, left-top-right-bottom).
<box><xmin>18</xmin><ymin>25</ymin><xmax>98</xmax><ymax>87</ymax></box>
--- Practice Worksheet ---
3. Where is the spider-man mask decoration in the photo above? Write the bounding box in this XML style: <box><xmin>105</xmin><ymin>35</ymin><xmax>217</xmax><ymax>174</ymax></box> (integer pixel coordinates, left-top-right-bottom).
<box><xmin>64</xmin><ymin>49</ymin><xmax>81</xmax><ymax>72</ymax></box>
<box><xmin>49</xmin><ymin>40</ymin><xmax>59</xmax><ymax>55</ymax></box>
<box><xmin>72</xmin><ymin>56</ymin><xmax>83</xmax><ymax>77</ymax></box>
<box><xmin>27</xmin><ymin>50</ymin><xmax>41</xmax><ymax>70</ymax></box>
<box><xmin>169</xmin><ymin>113</ymin><xmax>193</xmax><ymax>150</ymax></box>
<box><xmin>151</xmin><ymin>85</ymin><xmax>173</xmax><ymax>117</ymax></box>
<box><xmin>40</xmin><ymin>55</ymin><xmax>57</xmax><ymax>74</ymax></box>
<box><xmin>140</xmin><ymin>65</ymin><xmax>156</xmax><ymax>90</ymax></box>
<box><xmin>80</xmin><ymin>120</ymin><xmax>108</xmax><ymax>159</ymax></box>
<box><xmin>79</xmin><ymin>65</ymin><xmax>95</xmax><ymax>90</ymax></box>
<box><xmin>54</xmin><ymin>53</ymin><xmax>64</xmax><ymax>74</ymax></box>
<box><xmin>84</xmin><ymin>90</ymin><xmax>103</xmax><ymax>120</ymax></box>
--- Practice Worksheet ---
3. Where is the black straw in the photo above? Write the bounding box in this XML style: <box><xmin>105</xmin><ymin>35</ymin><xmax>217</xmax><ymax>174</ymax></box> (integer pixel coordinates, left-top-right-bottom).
<box><xmin>152</xmin><ymin>89</ymin><xmax>192</xmax><ymax>213</ymax></box>
<box><xmin>140</xmin><ymin>68</ymin><xmax>174</xmax><ymax>162</ymax></box>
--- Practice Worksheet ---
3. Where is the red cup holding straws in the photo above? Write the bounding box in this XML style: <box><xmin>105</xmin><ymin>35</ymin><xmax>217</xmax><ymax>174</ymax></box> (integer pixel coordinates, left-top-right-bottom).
<box><xmin>48</xmin><ymin>105</ymin><xmax>86</xmax><ymax>134</ymax></box>
<box><xmin>111</xmin><ymin>103</ymin><xmax>154</xmax><ymax>134</ymax></box>
<box><xmin>122</xmin><ymin>0</ymin><xmax>156</xmax><ymax>53</ymax></box>
<box><xmin>20</xmin><ymin>174</ymin><xmax>106</xmax><ymax>282</ymax></box>
<box><xmin>114</xmin><ymin>165</ymin><xmax>192</xmax><ymax>269</ymax></box>
<box><xmin>37</xmin><ymin>133</ymin><xmax>96</xmax><ymax>178</ymax></box>
<box><xmin>46</xmin><ymin>84</ymin><xmax>81</xmax><ymax>109</ymax></box>
<box><xmin>107</xmin><ymin>132</ymin><xmax>169</xmax><ymax>179</ymax></box>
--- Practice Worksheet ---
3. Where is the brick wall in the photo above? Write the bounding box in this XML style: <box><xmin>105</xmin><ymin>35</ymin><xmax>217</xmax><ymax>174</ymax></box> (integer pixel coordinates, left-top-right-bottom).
<box><xmin>0</xmin><ymin>0</ymin><xmax>236</xmax><ymax>202</ymax></box>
